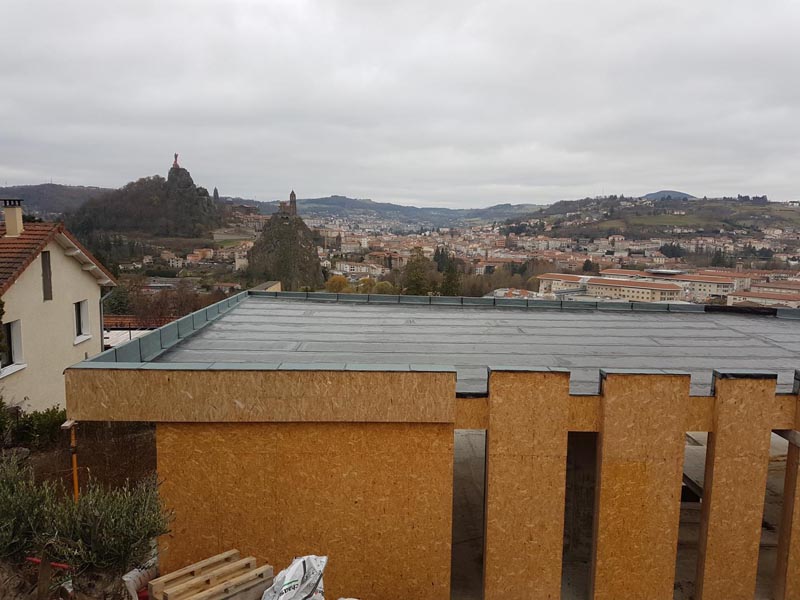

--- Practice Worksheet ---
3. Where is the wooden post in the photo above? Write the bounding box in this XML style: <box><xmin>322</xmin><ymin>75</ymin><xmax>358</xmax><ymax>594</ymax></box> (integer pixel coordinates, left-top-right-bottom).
<box><xmin>590</xmin><ymin>371</ymin><xmax>689</xmax><ymax>600</ymax></box>
<box><xmin>484</xmin><ymin>369</ymin><xmax>570</xmax><ymax>600</ymax></box>
<box><xmin>774</xmin><ymin>439</ymin><xmax>800</xmax><ymax>599</ymax></box>
<box><xmin>695</xmin><ymin>371</ymin><xmax>777</xmax><ymax>600</ymax></box>
<box><xmin>61</xmin><ymin>419</ymin><xmax>79</xmax><ymax>502</ymax></box>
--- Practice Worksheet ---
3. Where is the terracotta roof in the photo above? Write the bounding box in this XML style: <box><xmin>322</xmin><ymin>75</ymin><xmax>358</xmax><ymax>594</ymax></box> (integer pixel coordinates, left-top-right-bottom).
<box><xmin>698</xmin><ymin>268</ymin><xmax>795</xmax><ymax>277</ymax></box>
<box><xmin>587</xmin><ymin>278</ymin><xmax>682</xmax><ymax>291</ymax></box>
<box><xmin>538</xmin><ymin>273</ymin><xmax>585</xmax><ymax>282</ymax></box>
<box><xmin>752</xmin><ymin>281</ymin><xmax>800</xmax><ymax>292</ymax></box>
<box><xmin>730</xmin><ymin>291</ymin><xmax>800</xmax><ymax>301</ymax></box>
<box><xmin>0</xmin><ymin>222</ymin><xmax>116</xmax><ymax>295</ymax></box>
<box><xmin>665</xmin><ymin>274</ymin><xmax>735</xmax><ymax>284</ymax></box>
<box><xmin>599</xmin><ymin>268</ymin><xmax>649</xmax><ymax>277</ymax></box>
<box><xmin>599</xmin><ymin>269</ymin><xmax>735</xmax><ymax>284</ymax></box>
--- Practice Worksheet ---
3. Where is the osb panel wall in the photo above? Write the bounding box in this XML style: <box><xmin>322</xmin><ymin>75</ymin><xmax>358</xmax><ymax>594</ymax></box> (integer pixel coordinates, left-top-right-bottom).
<box><xmin>157</xmin><ymin>422</ymin><xmax>453</xmax><ymax>600</ymax></box>
<box><xmin>483</xmin><ymin>370</ymin><xmax>799</xmax><ymax>600</ymax></box>
<box><xmin>484</xmin><ymin>370</ymin><xmax>571</xmax><ymax>599</ymax></box>
<box><xmin>775</xmin><ymin>442</ymin><xmax>800</xmax><ymax>600</ymax></box>
<box><xmin>591</xmin><ymin>373</ymin><xmax>689</xmax><ymax>600</ymax></box>
<box><xmin>66</xmin><ymin>369</ymin><xmax>454</xmax><ymax>423</ymax></box>
<box><xmin>454</xmin><ymin>397</ymin><xmax>488</xmax><ymax>429</ymax></box>
<box><xmin>695</xmin><ymin>376</ymin><xmax>778</xmax><ymax>600</ymax></box>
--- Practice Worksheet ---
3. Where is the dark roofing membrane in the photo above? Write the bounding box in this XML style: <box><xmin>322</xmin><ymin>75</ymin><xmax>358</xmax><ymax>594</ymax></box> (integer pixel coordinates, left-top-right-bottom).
<box><xmin>144</xmin><ymin>294</ymin><xmax>800</xmax><ymax>395</ymax></box>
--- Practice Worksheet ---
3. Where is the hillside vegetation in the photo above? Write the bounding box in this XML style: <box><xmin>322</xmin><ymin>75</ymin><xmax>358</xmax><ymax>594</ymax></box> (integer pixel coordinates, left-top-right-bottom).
<box><xmin>67</xmin><ymin>166</ymin><xmax>221</xmax><ymax>238</ymax></box>
<box><xmin>525</xmin><ymin>195</ymin><xmax>798</xmax><ymax>238</ymax></box>
<box><xmin>247</xmin><ymin>211</ymin><xmax>324</xmax><ymax>290</ymax></box>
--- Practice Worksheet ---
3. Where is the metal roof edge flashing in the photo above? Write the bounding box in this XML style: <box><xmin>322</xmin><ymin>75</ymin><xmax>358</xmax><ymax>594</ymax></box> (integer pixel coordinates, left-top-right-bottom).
<box><xmin>667</xmin><ymin>303</ymin><xmax>705</xmax><ymax>313</ymax></box>
<box><xmin>489</xmin><ymin>366</ymin><xmax>569</xmax><ymax>373</ymax></box>
<box><xmin>69</xmin><ymin>360</ymin><xmax>457</xmax><ymax>374</ymax></box>
<box><xmin>398</xmin><ymin>294</ymin><xmax>432</xmax><ymax>305</ymax></box>
<box><xmin>710</xmin><ymin>368</ymin><xmax>779</xmax><ymax>396</ymax></box>
<box><xmin>78</xmin><ymin>291</ymin><xmax>246</xmax><ymax>368</ymax></box>
<box><xmin>494</xmin><ymin>298</ymin><xmax>527</xmax><ymax>308</ymax></box>
<box><xmin>431</xmin><ymin>296</ymin><xmax>463</xmax><ymax>306</ymax></box>
<box><xmin>337</xmin><ymin>293</ymin><xmax>369</xmax><ymax>303</ymax></box>
<box><xmin>600</xmin><ymin>368</ymin><xmax>691</xmax><ymax>378</ymax></box>
<box><xmin>526</xmin><ymin>300</ymin><xmax>562</xmax><ymax>310</ymax></box>
<box><xmin>712</xmin><ymin>369</ymin><xmax>779</xmax><ymax>379</ymax></box>
<box><xmin>248</xmin><ymin>290</ymin><xmax>278</xmax><ymax>298</ymax></box>
<box><xmin>68</xmin><ymin>361</ymin><xmax>145</xmax><ymax>370</ymax></box>
<box><xmin>560</xmin><ymin>301</ymin><xmax>596</xmax><ymax>310</ymax></box>
<box><xmin>242</xmin><ymin>290</ymin><xmax>794</xmax><ymax>318</ymax></box>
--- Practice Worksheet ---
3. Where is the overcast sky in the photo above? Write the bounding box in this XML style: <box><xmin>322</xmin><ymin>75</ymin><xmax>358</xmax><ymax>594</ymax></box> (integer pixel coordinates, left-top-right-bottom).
<box><xmin>1</xmin><ymin>1</ymin><xmax>799</xmax><ymax>208</ymax></box>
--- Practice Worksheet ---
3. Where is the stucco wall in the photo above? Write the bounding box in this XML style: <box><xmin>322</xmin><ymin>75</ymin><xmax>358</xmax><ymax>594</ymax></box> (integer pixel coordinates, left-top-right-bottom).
<box><xmin>1</xmin><ymin>239</ymin><xmax>102</xmax><ymax>411</ymax></box>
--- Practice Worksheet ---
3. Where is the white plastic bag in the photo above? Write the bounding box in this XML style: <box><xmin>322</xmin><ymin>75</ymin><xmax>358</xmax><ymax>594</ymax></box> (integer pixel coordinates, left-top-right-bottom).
<box><xmin>121</xmin><ymin>564</ymin><xmax>157</xmax><ymax>600</ymax></box>
<box><xmin>262</xmin><ymin>555</ymin><xmax>328</xmax><ymax>600</ymax></box>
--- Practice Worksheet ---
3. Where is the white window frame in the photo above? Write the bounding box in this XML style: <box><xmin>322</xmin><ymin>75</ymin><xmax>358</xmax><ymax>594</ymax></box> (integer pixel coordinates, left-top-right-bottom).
<box><xmin>74</xmin><ymin>299</ymin><xmax>92</xmax><ymax>345</ymax></box>
<box><xmin>0</xmin><ymin>319</ymin><xmax>26</xmax><ymax>378</ymax></box>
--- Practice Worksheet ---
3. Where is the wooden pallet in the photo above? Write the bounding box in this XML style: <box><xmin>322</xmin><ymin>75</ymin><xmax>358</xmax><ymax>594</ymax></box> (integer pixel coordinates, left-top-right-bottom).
<box><xmin>149</xmin><ymin>551</ymin><xmax>274</xmax><ymax>600</ymax></box>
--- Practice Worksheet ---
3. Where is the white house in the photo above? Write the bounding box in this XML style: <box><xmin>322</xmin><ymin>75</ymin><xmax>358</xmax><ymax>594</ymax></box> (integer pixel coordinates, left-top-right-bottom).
<box><xmin>0</xmin><ymin>199</ymin><xmax>115</xmax><ymax>412</ymax></box>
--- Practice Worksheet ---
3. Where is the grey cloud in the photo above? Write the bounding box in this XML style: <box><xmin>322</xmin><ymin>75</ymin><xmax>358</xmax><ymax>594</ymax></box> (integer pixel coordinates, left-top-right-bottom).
<box><xmin>1</xmin><ymin>0</ymin><xmax>799</xmax><ymax>207</ymax></box>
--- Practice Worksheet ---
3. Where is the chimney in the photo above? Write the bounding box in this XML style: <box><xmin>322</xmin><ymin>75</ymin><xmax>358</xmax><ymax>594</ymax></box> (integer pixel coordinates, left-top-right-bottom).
<box><xmin>2</xmin><ymin>199</ymin><xmax>24</xmax><ymax>237</ymax></box>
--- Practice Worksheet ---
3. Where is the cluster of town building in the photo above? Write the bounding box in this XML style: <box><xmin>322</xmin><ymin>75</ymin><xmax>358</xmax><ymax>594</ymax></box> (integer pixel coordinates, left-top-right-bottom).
<box><xmin>536</xmin><ymin>268</ymin><xmax>800</xmax><ymax>307</ymax></box>
<box><xmin>308</xmin><ymin>218</ymin><xmax>800</xmax><ymax>306</ymax></box>
<box><xmin>119</xmin><ymin>241</ymin><xmax>254</xmax><ymax>272</ymax></box>
<box><xmin>119</xmin><ymin>202</ymin><xmax>800</xmax><ymax>308</ymax></box>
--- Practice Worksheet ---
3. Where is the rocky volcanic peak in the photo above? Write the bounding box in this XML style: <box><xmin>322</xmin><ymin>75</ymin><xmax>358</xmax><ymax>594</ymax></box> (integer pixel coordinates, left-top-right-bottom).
<box><xmin>248</xmin><ymin>210</ymin><xmax>323</xmax><ymax>291</ymax></box>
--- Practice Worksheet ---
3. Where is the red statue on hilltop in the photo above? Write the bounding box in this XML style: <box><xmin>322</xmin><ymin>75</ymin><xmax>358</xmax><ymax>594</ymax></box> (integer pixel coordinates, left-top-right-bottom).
<box><xmin>173</xmin><ymin>153</ymin><xmax>180</xmax><ymax>168</ymax></box>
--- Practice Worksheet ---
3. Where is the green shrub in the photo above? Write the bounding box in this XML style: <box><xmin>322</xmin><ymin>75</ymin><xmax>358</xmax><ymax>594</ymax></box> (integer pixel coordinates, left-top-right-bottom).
<box><xmin>12</xmin><ymin>405</ymin><xmax>66</xmax><ymax>450</ymax></box>
<box><xmin>0</xmin><ymin>454</ymin><xmax>170</xmax><ymax>579</ymax></box>
<box><xmin>0</xmin><ymin>400</ymin><xmax>66</xmax><ymax>451</ymax></box>
<box><xmin>46</xmin><ymin>476</ymin><xmax>171</xmax><ymax>576</ymax></box>
<box><xmin>0</xmin><ymin>456</ymin><xmax>60</xmax><ymax>561</ymax></box>
<box><xmin>0</xmin><ymin>399</ymin><xmax>10</xmax><ymax>446</ymax></box>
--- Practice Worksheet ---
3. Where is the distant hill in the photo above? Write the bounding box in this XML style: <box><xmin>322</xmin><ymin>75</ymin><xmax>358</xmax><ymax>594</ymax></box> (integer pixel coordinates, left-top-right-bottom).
<box><xmin>0</xmin><ymin>183</ymin><xmax>113</xmax><ymax>217</ymax></box>
<box><xmin>67</xmin><ymin>166</ymin><xmax>221</xmax><ymax>238</ymax></box>
<box><xmin>3</xmin><ymin>180</ymin><xmax>545</xmax><ymax>229</ymax></box>
<box><xmin>226</xmin><ymin>194</ymin><xmax>544</xmax><ymax>227</ymax></box>
<box><xmin>642</xmin><ymin>190</ymin><xmax>696</xmax><ymax>201</ymax></box>
<box><xmin>517</xmin><ymin>193</ymin><xmax>797</xmax><ymax>238</ymax></box>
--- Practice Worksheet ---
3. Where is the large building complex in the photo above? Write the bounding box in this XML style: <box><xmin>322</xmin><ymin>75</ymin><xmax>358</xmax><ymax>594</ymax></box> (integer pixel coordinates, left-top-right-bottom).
<box><xmin>598</xmin><ymin>268</ymin><xmax>738</xmax><ymax>300</ymax></box>
<box><xmin>727</xmin><ymin>291</ymin><xmax>800</xmax><ymax>308</ymax></box>
<box><xmin>538</xmin><ymin>273</ymin><xmax>682</xmax><ymax>302</ymax></box>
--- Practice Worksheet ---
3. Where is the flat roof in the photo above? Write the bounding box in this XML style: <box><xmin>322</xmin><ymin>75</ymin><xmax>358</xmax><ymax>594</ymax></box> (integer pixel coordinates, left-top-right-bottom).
<box><xmin>136</xmin><ymin>293</ymin><xmax>800</xmax><ymax>396</ymax></box>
